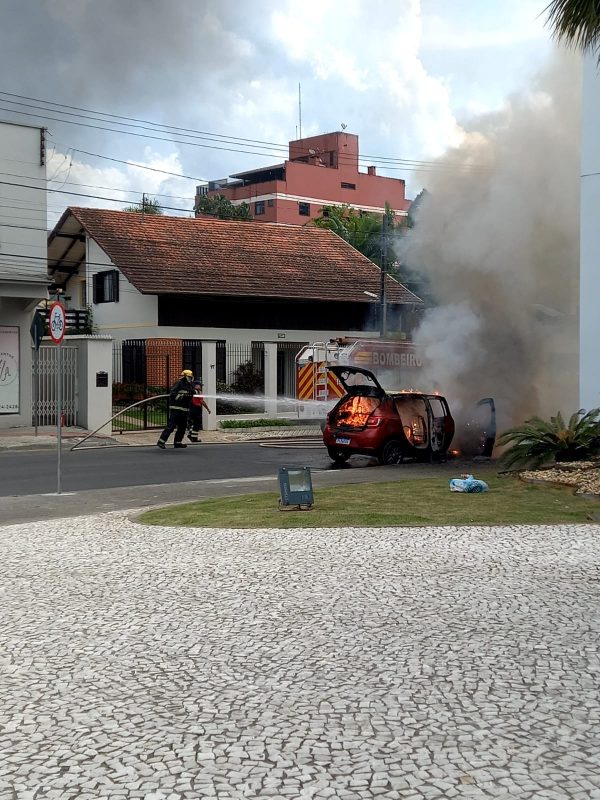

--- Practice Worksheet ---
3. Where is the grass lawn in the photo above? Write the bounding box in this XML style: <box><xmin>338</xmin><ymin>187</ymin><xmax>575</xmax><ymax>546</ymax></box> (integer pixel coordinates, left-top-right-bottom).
<box><xmin>138</xmin><ymin>474</ymin><xmax>599</xmax><ymax>529</ymax></box>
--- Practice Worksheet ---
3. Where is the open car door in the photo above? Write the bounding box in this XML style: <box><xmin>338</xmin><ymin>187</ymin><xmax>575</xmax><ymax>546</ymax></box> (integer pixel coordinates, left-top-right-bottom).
<box><xmin>453</xmin><ymin>397</ymin><xmax>496</xmax><ymax>458</ymax></box>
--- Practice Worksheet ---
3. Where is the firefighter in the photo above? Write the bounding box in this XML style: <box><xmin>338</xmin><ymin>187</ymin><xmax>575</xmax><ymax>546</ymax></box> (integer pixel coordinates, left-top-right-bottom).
<box><xmin>156</xmin><ymin>370</ymin><xmax>195</xmax><ymax>449</ymax></box>
<box><xmin>187</xmin><ymin>380</ymin><xmax>211</xmax><ymax>442</ymax></box>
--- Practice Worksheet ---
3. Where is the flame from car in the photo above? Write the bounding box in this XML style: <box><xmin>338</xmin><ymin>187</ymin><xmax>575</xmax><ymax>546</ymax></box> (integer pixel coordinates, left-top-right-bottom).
<box><xmin>334</xmin><ymin>396</ymin><xmax>380</xmax><ymax>428</ymax></box>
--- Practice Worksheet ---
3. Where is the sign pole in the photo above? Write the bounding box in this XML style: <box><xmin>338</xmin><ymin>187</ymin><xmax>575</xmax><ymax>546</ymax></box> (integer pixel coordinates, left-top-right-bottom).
<box><xmin>57</xmin><ymin>339</ymin><xmax>62</xmax><ymax>495</ymax></box>
<box><xmin>48</xmin><ymin>299</ymin><xmax>66</xmax><ymax>495</ymax></box>
<box><xmin>30</xmin><ymin>309</ymin><xmax>44</xmax><ymax>436</ymax></box>
<box><xmin>33</xmin><ymin>347</ymin><xmax>38</xmax><ymax>437</ymax></box>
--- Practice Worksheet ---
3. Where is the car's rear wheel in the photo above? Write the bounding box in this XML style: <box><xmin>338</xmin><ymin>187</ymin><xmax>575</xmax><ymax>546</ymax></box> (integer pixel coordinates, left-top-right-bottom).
<box><xmin>327</xmin><ymin>447</ymin><xmax>351</xmax><ymax>463</ymax></box>
<box><xmin>379</xmin><ymin>438</ymin><xmax>403</xmax><ymax>465</ymax></box>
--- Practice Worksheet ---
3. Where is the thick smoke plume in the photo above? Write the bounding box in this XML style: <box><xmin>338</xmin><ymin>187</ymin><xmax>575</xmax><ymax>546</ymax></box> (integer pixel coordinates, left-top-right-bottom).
<box><xmin>398</xmin><ymin>51</ymin><xmax>580</xmax><ymax>430</ymax></box>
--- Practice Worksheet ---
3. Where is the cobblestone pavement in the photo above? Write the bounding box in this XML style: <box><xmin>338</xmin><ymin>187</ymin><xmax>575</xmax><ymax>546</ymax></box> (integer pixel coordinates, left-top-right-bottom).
<box><xmin>2</xmin><ymin>516</ymin><xmax>600</xmax><ymax>799</ymax></box>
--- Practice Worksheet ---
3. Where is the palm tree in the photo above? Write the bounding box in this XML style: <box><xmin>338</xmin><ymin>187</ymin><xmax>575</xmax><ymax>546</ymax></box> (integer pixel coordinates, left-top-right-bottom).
<box><xmin>545</xmin><ymin>0</ymin><xmax>600</xmax><ymax>56</ymax></box>
<box><xmin>497</xmin><ymin>408</ymin><xmax>600</xmax><ymax>469</ymax></box>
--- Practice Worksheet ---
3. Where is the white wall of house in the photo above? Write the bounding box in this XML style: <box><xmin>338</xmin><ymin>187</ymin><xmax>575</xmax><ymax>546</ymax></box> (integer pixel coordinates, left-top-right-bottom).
<box><xmin>0</xmin><ymin>120</ymin><xmax>48</xmax><ymax>429</ymax></box>
<box><xmin>580</xmin><ymin>54</ymin><xmax>600</xmax><ymax>411</ymax></box>
<box><xmin>85</xmin><ymin>238</ymin><xmax>158</xmax><ymax>333</ymax></box>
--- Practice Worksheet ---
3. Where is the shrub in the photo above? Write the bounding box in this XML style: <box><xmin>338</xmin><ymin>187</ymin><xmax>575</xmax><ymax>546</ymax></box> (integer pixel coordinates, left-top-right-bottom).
<box><xmin>219</xmin><ymin>419</ymin><xmax>293</xmax><ymax>429</ymax></box>
<box><xmin>232</xmin><ymin>360</ymin><xmax>264</xmax><ymax>395</ymax></box>
<box><xmin>498</xmin><ymin>408</ymin><xmax>600</xmax><ymax>470</ymax></box>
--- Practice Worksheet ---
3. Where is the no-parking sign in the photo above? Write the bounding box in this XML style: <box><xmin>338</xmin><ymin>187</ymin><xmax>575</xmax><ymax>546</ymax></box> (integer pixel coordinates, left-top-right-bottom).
<box><xmin>48</xmin><ymin>302</ymin><xmax>66</xmax><ymax>345</ymax></box>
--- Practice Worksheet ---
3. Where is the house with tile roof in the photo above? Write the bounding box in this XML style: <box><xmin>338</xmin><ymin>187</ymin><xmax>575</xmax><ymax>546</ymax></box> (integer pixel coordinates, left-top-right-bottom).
<box><xmin>47</xmin><ymin>207</ymin><xmax>422</xmax><ymax>402</ymax></box>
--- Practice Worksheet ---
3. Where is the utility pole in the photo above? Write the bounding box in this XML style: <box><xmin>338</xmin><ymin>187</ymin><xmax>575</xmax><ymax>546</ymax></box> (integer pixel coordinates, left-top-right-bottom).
<box><xmin>380</xmin><ymin>211</ymin><xmax>388</xmax><ymax>337</ymax></box>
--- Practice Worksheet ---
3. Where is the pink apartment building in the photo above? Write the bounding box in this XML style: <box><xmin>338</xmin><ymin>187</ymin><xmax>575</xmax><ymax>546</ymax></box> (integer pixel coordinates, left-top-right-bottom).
<box><xmin>195</xmin><ymin>131</ymin><xmax>411</xmax><ymax>225</ymax></box>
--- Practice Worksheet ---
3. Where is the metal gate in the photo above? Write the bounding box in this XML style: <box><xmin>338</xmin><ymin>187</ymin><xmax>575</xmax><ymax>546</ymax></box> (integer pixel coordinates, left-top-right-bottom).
<box><xmin>32</xmin><ymin>345</ymin><xmax>78</xmax><ymax>426</ymax></box>
<box><xmin>112</xmin><ymin>346</ymin><xmax>171</xmax><ymax>431</ymax></box>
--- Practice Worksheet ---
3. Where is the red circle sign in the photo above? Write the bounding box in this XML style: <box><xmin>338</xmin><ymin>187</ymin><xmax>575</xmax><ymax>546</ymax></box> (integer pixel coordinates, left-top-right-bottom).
<box><xmin>48</xmin><ymin>301</ymin><xmax>66</xmax><ymax>344</ymax></box>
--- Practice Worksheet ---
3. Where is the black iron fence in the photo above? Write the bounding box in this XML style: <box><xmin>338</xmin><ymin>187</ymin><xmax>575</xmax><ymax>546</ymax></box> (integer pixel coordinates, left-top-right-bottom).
<box><xmin>112</xmin><ymin>341</ymin><xmax>173</xmax><ymax>431</ymax></box>
<box><xmin>40</xmin><ymin>307</ymin><xmax>92</xmax><ymax>335</ymax></box>
<box><xmin>112</xmin><ymin>339</ymin><xmax>306</xmax><ymax>425</ymax></box>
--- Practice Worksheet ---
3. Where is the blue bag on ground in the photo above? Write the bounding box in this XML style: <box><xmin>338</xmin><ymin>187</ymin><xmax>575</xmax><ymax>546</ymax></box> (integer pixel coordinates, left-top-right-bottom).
<box><xmin>449</xmin><ymin>474</ymin><xmax>489</xmax><ymax>493</ymax></box>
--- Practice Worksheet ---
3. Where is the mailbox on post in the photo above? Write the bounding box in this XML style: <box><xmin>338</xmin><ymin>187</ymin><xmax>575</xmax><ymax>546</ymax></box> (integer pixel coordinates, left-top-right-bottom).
<box><xmin>96</xmin><ymin>371</ymin><xmax>108</xmax><ymax>388</ymax></box>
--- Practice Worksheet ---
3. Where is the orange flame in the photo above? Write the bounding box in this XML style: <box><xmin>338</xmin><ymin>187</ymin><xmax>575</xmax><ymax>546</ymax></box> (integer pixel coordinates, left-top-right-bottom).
<box><xmin>335</xmin><ymin>396</ymin><xmax>379</xmax><ymax>428</ymax></box>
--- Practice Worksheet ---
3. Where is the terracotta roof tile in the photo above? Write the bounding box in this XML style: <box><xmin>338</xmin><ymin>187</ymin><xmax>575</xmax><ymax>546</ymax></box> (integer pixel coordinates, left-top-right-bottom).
<box><xmin>62</xmin><ymin>207</ymin><xmax>422</xmax><ymax>305</ymax></box>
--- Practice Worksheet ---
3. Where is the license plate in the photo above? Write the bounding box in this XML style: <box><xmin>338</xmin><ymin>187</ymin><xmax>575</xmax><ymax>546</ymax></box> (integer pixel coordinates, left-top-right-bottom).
<box><xmin>335</xmin><ymin>437</ymin><xmax>350</xmax><ymax>445</ymax></box>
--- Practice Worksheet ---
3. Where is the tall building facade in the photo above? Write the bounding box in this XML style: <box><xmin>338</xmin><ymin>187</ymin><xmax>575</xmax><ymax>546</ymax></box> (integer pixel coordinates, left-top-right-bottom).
<box><xmin>580</xmin><ymin>54</ymin><xmax>600</xmax><ymax>410</ymax></box>
<box><xmin>196</xmin><ymin>132</ymin><xmax>411</xmax><ymax>225</ymax></box>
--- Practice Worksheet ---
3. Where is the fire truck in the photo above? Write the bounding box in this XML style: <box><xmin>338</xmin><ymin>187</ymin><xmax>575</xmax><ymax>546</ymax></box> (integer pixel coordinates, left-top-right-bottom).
<box><xmin>295</xmin><ymin>338</ymin><xmax>424</xmax><ymax>403</ymax></box>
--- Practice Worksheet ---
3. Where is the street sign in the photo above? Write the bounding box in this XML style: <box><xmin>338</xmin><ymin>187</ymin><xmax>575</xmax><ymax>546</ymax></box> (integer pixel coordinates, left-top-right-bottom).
<box><xmin>29</xmin><ymin>310</ymin><xmax>45</xmax><ymax>352</ymax></box>
<box><xmin>48</xmin><ymin>302</ymin><xmax>66</xmax><ymax>345</ymax></box>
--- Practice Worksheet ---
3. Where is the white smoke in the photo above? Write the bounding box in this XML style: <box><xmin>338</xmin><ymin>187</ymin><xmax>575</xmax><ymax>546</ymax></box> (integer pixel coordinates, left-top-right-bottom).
<box><xmin>398</xmin><ymin>50</ymin><xmax>581</xmax><ymax>429</ymax></box>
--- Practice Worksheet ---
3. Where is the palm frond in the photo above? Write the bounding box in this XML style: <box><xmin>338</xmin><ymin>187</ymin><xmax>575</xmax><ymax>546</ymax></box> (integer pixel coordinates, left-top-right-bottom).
<box><xmin>544</xmin><ymin>0</ymin><xmax>600</xmax><ymax>56</ymax></box>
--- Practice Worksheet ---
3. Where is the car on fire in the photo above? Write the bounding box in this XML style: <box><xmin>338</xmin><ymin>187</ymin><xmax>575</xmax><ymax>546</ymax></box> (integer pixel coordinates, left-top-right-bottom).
<box><xmin>322</xmin><ymin>366</ymin><xmax>495</xmax><ymax>465</ymax></box>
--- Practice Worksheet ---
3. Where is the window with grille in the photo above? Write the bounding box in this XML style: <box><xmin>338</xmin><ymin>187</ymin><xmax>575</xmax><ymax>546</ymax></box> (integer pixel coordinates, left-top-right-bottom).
<box><xmin>255</xmin><ymin>200</ymin><xmax>265</xmax><ymax>215</ymax></box>
<box><xmin>298</xmin><ymin>202</ymin><xmax>310</xmax><ymax>216</ymax></box>
<box><xmin>93</xmin><ymin>269</ymin><xmax>119</xmax><ymax>303</ymax></box>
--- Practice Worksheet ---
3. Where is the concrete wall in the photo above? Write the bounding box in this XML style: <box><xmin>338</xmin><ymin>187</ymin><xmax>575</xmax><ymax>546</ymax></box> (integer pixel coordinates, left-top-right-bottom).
<box><xmin>67</xmin><ymin>336</ymin><xmax>113</xmax><ymax>432</ymax></box>
<box><xmin>580</xmin><ymin>54</ymin><xmax>600</xmax><ymax>410</ymax></box>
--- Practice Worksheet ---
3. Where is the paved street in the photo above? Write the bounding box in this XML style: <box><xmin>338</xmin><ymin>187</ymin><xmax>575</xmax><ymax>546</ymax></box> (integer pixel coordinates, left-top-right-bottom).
<box><xmin>2</xmin><ymin>513</ymin><xmax>600</xmax><ymax>799</ymax></box>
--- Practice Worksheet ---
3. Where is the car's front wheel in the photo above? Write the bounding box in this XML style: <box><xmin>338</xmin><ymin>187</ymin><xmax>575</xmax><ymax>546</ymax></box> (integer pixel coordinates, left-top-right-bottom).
<box><xmin>378</xmin><ymin>439</ymin><xmax>403</xmax><ymax>465</ymax></box>
<box><xmin>327</xmin><ymin>447</ymin><xmax>351</xmax><ymax>463</ymax></box>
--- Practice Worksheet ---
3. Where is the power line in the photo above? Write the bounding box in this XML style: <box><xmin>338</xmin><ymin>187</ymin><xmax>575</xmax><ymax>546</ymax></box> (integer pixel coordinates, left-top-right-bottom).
<box><xmin>0</xmin><ymin>89</ymin><xmax>492</xmax><ymax>174</ymax></box>
<box><xmin>0</xmin><ymin>178</ymin><xmax>193</xmax><ymax>215</ymax></box>
<box><xmin>66</xmin><ymin>147</ymin><xmax>206</xmax><ymax>183</ymax></box>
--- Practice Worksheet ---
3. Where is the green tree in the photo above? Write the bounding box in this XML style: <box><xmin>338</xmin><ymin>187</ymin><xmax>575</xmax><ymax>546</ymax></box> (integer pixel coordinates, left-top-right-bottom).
<box><xmin>310</xmin><ymin>204</ymin><xmax>396</xmax><ymax>266</ymax></box>
<box><xmin>545</xmin><ymin>0</ymin><xmax>600</xmax><ymax>57</ymax></box>
<box><xmin>497</xmin><ymin>408</ymin><xmax>600</xmax><ymax>469</ymax></box>
<box><xmin>123</xmin><ymin>196</ymin><xmax>163</xmax><ymax>215</ymax></box>
<box><xmin>311</xmin><ymin>203</ymin><xmax>428</xmax><ymax>300</ymax></box>
<box><xmin>195</xmin><ymin>193</ymin><xmax>252</xmax><ymax>221</ymax></box>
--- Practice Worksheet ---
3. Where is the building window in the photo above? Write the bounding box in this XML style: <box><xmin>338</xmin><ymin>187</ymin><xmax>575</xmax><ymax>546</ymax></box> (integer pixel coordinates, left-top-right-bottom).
<box><xmin>255</xmin><ymin>201</ymin><xmax>265</xmax><ymax>215</ymax></box>
<box><xmin>341</xmin><ymin>182</ymin><xmax>356</xmax><ymax>190</ymax></box>
<box><xmin>298</xmin><ymin>202</ymin><xmax>310</xmax><ymax>216</ymax></box>
<box><xmin>93</xmin><ymin>269</ymin><xmax>119</xmax><ymax>303</ymax></box>
<box><xmin>267</xmin><ymin>199</ymin><xmax>274</xmax><ymax>207</ymax></box>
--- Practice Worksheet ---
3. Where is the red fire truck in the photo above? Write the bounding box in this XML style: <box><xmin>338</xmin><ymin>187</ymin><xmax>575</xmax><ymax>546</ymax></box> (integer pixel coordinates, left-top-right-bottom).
<box><xmin>295</xmin><ymin>338</ymin><xmax>424</xmax><ymax>402</ymax></box>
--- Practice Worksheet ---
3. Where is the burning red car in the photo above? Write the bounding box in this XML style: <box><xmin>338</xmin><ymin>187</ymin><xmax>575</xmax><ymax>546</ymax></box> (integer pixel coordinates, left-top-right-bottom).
<box><xmin>322</xmin><ymin>367</ymin><xmax>495</xmax><ymax>465</ymax></box>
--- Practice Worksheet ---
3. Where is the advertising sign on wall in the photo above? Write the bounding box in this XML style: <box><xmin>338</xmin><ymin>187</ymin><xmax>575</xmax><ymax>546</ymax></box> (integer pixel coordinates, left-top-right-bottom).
<box><xmin>0</xmin><ymin>325</ymin><xmax>20</xmax><ymax>414</ymax></box>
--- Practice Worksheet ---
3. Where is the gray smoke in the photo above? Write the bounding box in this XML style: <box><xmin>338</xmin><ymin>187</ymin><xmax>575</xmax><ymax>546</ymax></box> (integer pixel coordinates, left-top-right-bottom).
<box><xmin>398</xmin><ymin>50</ymin><xmax>581</xmax><ymax>430</ymax></box>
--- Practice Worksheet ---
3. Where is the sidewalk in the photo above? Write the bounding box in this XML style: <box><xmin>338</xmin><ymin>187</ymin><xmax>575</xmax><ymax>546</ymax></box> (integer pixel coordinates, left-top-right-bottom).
<box><xmin>0</xmin><ymin>424</ymin><xmax>323</xmax><ymax>451</ymax></box>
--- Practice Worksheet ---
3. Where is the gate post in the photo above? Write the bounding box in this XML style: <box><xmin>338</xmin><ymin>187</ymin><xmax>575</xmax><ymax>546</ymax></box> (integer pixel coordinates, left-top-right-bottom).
<box><xmin>71</xmin><ymin>335</ymin><xmax>113</xmax><ymax>431</ymax></box>
<box><xmin>201</xmin><ymin>341</ymin><xmax>217</xmax><ymax>431</ymax></box>
<box><xmin>263</xmin><ymin>342</ymin><xmax>278</xmax><ymax>419</ymax></box>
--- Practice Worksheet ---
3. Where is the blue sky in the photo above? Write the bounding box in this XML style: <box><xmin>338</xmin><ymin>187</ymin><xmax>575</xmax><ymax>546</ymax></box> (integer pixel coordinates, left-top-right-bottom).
<box><xmin>0</xmin><ymin>0</ymin><xmax>556</xmax><ymax>223</ymax></box>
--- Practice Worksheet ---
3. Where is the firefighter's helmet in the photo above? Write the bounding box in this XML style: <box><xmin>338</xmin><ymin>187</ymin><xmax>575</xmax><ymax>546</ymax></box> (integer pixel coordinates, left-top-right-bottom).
<box><xmin>181</xmin><ymin>369</ymin><xmax>193</xmax><ymax>378</ymax></box>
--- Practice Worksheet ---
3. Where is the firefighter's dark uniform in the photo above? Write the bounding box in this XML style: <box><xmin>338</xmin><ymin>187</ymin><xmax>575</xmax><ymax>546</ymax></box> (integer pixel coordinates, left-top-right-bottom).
<box><xmin>157</xmin><ymin>373</ymin><xmax>195</xmax><ymax>449</ymax></box>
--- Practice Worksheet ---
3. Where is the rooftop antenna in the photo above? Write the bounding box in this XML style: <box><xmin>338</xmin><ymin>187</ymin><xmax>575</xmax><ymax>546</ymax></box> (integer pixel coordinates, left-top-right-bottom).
<box><xmin>298</xmin><ymin>83</ymin><xmax>302</xmax><ymax>139</ymax></box>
